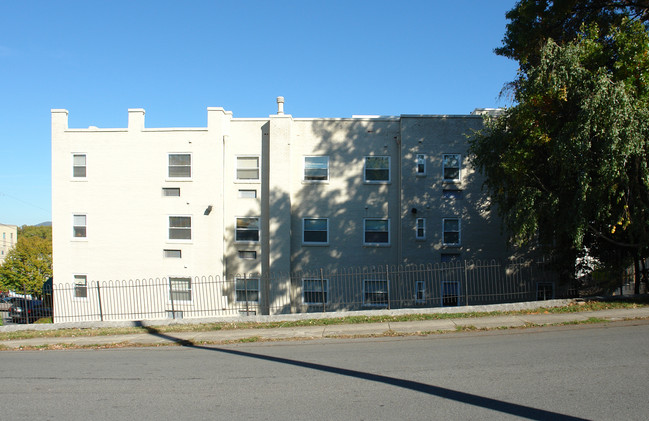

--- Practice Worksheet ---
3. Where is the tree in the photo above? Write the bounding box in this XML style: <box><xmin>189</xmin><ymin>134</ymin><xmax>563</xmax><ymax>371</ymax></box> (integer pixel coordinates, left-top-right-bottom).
<box><xmin>0</xmin><ymin>225</ymin><xmax>52</xmax><ymax>297</ymax></box>
<box><xmin>470</xmin><ymin>4</ymin><xmax>649</xmax><ymax>287</ymax></box>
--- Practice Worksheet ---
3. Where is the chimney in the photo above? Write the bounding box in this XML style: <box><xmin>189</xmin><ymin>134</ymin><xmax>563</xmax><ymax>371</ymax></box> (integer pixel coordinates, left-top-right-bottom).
<box><xmin>276</xmin><ymin>96</ymin><xmax>285</xmax><ymax>115</ymax></box>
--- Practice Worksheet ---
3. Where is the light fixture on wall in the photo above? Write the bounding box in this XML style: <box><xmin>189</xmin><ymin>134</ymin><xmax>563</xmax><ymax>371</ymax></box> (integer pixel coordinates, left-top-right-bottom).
<box><xmin>204</xmin><ymin>205</ymin><xmax>213</xmax><ymax>215</ymax></box>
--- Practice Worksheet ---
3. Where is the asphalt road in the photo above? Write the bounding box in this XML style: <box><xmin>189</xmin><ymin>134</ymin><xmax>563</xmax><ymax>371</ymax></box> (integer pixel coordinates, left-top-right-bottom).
<box><xmin>1</xmin><ymin>321</ymin><xmax>648</xmax><ymax>420</ymax></box>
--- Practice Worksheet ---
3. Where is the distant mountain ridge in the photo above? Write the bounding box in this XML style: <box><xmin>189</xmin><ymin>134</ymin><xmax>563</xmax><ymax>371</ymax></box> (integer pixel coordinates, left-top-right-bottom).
<box><xmin>36</xmin><ymin>221</ymin><xmax>52</xmax><ymax>227</ymax></box>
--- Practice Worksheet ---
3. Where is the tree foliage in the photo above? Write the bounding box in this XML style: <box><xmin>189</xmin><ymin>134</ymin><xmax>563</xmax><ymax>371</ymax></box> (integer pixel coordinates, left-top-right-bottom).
<box><xmin>470</xmin><ymin>2</ymin><xmax>649</xmax><ymax>283</ymax></box>
<box><xmin>0</xmin><ymin>225</ymin><xmax>52</xmax><ymax>296</ymax></box>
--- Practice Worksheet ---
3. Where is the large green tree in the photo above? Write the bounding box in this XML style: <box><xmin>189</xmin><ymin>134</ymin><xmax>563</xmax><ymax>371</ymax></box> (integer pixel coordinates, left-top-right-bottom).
<box><xmin>0</xmin><ymin>225</ymin><xmax>52</xmax><ymax>297</ymax></box>
<box><xmin>470</xmin><ymin>2</ymin><xmax>649</xmax><ymax>287</ymax></box>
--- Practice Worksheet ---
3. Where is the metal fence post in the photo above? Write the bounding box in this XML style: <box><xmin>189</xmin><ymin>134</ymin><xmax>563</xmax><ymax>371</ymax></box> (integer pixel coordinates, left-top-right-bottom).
<box><xmin>320</xmin><ymin>268</ymin><xmax>326</xmax><ymax>313</ymax></box>
<box><xmin>464</xmin><ymin>261</ymin><xmax>469</xmax><ymax>307</ymax></box>
<box><xmin>169</xmin><ymin>278</ymin><xmax>176</xmax><ymax>319</ymax></box>
<box><xmin>96</xmin><ymin>282</ymin><xmax>104</xmax><ymax>322</ymax></box>
<box><xmin>244</xmin><ymin>273</ymin><xmax>249</xmax><ymax>316</ymax></box>
<box><xmin>386</xmin><ymin>266</ymin><xmax>391</xmax><ymax>310</ymax></box>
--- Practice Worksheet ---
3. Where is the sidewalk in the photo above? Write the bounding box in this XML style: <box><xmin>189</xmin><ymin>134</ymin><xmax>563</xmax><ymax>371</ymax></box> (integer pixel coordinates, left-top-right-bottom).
<box><xmin>2</xmin><ymin>306</ymin><xmax>649</xmax><ymax>350</ymax></box>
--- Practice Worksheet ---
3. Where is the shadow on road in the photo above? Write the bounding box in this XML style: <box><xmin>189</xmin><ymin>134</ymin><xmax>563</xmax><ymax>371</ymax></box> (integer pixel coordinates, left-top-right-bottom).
<box><xmin>135</xmin><ymin>323</ymin><xmax>587</xmax><ymax>421</ymax></box>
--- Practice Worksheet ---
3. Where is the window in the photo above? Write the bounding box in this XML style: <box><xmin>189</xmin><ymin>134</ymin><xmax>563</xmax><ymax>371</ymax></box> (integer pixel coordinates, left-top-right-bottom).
<box><xmin>73</xmin><ymin>154</ymin><xmax>86</xmax><ymax>178</ymax></box>
<box><xmin>168</xmin><ymin>154</ymin><xmax>191</xmax><ymax>178</ymax></box>
<box><xmin>169</xmin><ymin>216</ymin><xmax>192</xmax><ymax>240</ymax></box>
<box><xmin>162</xmin><ymin>187</ymin><xmax>180</xmax><ymax>197</ymax></box>
<box><xmin>363</xmin><ymin>279</ymin><xmax>389</xmax><ymax>307</ymax></box>
<box><xmin>303</xmin><ymin>218</ymin><xmax>328</xmax><ymax>245</ymax></box>
<box><xmin>169</xmin><ymin>277</ymin><xmax>191</xmax><ymax>302</ymax></box>
<box><xmin>364</xmin><ymin>156</ymin><xmax>390</xmax><ymax>183</ymax></box>
<box><xmin>235</xmin><ymin>217</ymin><xmax>260</xmax><ymax>242</ymax></box>
<box><xmin>73</xmin><ymin>214</ymin><xmax>87</xmax><ymax>238</ymax></box>
<box><xmin>443</xmin><ymin>189</ymin><xmax>463</xmax><ymax>200</ymax></box>
<box><xmin>443</xmin><ymin>154</ymin><xmax>461</xmax><ymax>182</ymax></box>
<box><xmin>304</xmin><ymin>156</ymin><xmax>329</xmax><ymax>182</ymax></box>
<box><xmin>238</xmin><ymin>189</ymin><xmax>257</xmax><ymax>199</ymax></box>
<box><xmin>415</xmin><ymin>281</ymin><xmax>426</xmax><ymax>303</ymax></box>
<box><xmin>416</xmin><ymin>218</ymin><xmax>426</xmax><ymax>240</ymax></box>
<box><xmin>442</xmin><ymin>218</ymin><xmax>460</xmax><ymax>246</ymax></box>
<box><xmin>235</xmin><ymin>277</ymin><xmax>259</xmax><ymax>303</ymax></box>
<box><xmin>74</xmin><ymin>275</ymin><xmax>87</xmax><ymax>298</ymax></box>
<box><xmin>236</xmin><ymin>156</ymin><xmax>260</xmax><ymax>181</ymax></box>
<box><xmin>537</xmin><ymin>282</ymin><xmax>554</xmax><ymax>300</ymax></box>
<box><xmin>416</xmin><ymin>154</ymin><xmax>426</xmax><ymax>176</ymax></box>
<box><xmin>442</xmin><ymin>281</ymin><xmax>460</xmax><ymax>306</ymax></box>
<box><xmin>364</xmin><ymin>219</ymin><xmax>390</xmax><ymax>245</ymax></box>
<box><xmin>441</xmin><ymin>253</ymin><xmax>461</xmax><ymax>263</ymax></box>
<box><xmin>303</xmin><ymin>278</ymin><xmax>328</xmax><ymax>305</ymax></box>
<box><xmin>238</xmin><ymin>250</ymin><xmax>257</xmax><ymax>260</ymax></box>
<box><xmin>164</xmin><ymin>249</ymin><xmax>182</xmax><ymax>258</ymax></box>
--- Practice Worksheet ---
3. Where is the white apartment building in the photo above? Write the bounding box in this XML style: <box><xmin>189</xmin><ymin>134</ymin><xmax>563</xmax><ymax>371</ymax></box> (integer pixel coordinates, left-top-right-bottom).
<box><xmin>51</xmin><ymin>98</ymin><xmax>515</xmax><ymax>320</ymax></box>
<box><xmin>0</xmin><ymin>224</ymin><xmax>18</xmax><ymax>266</ymax></box>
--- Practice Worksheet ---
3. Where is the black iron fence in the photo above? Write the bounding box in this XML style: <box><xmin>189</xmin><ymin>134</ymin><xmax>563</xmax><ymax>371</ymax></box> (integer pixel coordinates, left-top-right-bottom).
<box><xmin>43</xmin><ymin>259</ymin><xmax>566</xmax><ymax>323</ymax></box>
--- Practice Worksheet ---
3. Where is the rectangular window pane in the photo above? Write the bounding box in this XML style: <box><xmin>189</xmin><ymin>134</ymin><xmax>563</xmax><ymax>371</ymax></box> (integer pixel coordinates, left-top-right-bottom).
<box><xmin>73</xmin><ymin>154</ymin><xmax>86</xmax><ymax>178</ymax></box>
<box><xmin>416</xmin><ymin>154</ymin><xmax>426</xmax><ymax>175</ymax></box>
<box><xmin>443</xmin><ymin>154</ymin><xmax>461</xmax><ymax>181</ymax></box>
<box><xmin>164</xmin><ymin>249</ymin><xmax>182</xmax><ymax>258</ymax></box>
<box><xmin>304</xmin><ymin>156</ymin><xmax>329</xmax><ymax>181</ymax></box>
<box><xmin>168</xmin><ymin>154</ymin><xmax>191</xmax><ymax>178</ymax></box>
<box><xmin>416</xmin><ymin>218</ymin><xmax>426</xmax><ymax>239</ymax></box>
<box><xmin>303</xmin><ymin>279</ymin><xmax>328</xmax><ymax>304</ymax></box>
<box><xmin>74</xmin><ymin>275</ymin><xmax>87</xmax><ymax>298</ymax></box>
<box><xmin>162</xmin><ymin>188</ymin><xmax>181</xmax><ymax>197</ymax></box>
<box><xmin>169</xmin><ymin>277</ymin><xmax>191</xmax><ymax>301</ymax></box>
<box><xmin>442</xmin><ymin>218</ymin><xmax>460</xmax><ymax>245</ymax></box>
<box><xmin>169</xmin><ymin>216</ymin><xmax>192</xmax><ymax>240</ymax></box>
<box><xmin>235</xmin><ymin>278</ymin><xmax>259</xmax><ymax>302</ymax></box>
<box><xmin>237</xmin><ymin>157</ymin><xmax>260</xmax><ymax>180</ymax></box>
<box><xmin>442</xmin><ymin>281</ymin><xmax>460</xmax><ymax>306</ymax></box>
<box><xmin>364</xmin><ymin>157</ymin><xmax>390</xmax><ymax>182</ymax></box>
<box><xmin>236</xmin><ymin>217</ymin><xmax>260</xmax><ymax>242</ymax></box>
<box><xmin>238</xmin><ymin>250</ymin><xmax>257</xmax><ymax>260</ymax></box>
<box><xmin>364</xmin><ymin>280</ymin><xmax>388</xmax><ymax>306</ymax></box>
<box><xmin>364</xmin><ymin>219</ymin><xmax>389</xmax><ymax>244</ymax></box>
<box><xmin>73</xmin><ymin>214</ymin><xmax>86</xmax><ymax>238</ymax></box>
<box><xmin>238</xmin><ymin>189</ymin><xmax>257</xmax><ymax>198</ymax></box>
<box><xmin>303</xmin><ymin>218</ymin><xmax>328</xmax><ymax>244</ymax></box>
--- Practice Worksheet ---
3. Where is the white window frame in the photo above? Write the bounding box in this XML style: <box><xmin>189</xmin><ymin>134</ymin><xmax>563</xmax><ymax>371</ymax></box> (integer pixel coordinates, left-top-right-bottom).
<box><xmin>163</xmin><ymin>249</ymin><xmax>182</xmax><ymax>258</ymax></box>
<box><xmin>441</xmin><ymin>281</ymin><xmax>460</xmax><ymax>307</ymax></box>
<box><xmin>235</xmin><ymin>217</ymin><xmax>260</xmax><ymax>243</ymax></box>
<box><xmin>169</xmin><ymin>276</ymin><xmax>192</xmax><ymax>302</ymax></box>
<box><xmin>303</xmin><ymin>156</ymin><xmax>330</xmax><ymax>182</ymax></box>
<box><xmin>238</xmin><ymin>250</ymin><xmax>257</xmax><ymax>260</ymax></box>
<box><xmin>168</xmin><ymin>215</ymin><xmax>192</xmax><ymax>241</ymax></box>
<box><xmin>168</xmin><ymin>153</ymin><xmax>192</xmax><ymax>179</ymax></box>
<box><xmin>302</xmin><ymin>218</ymin><xmax>329</xmax><ymax>245</ymax></box>
<box><xmin>72</xmin><ymin>214</ymin><xmax>87</xmax><ymax>239</ymax></box>
<box><xmin>162</xmin><ymin>187</ymin><xmax>181</xmax><ymax>197</ymax></box>
<box><xmin>442</xmin><ymin>153</ymin><xmax>461</xmax><ymax>182</ymax></box>
<box><xmin>302</xmin><ymin>278</ymin><xmax>328</xmax><ymax>305</ymax></box>
<box><xmin>235</xmin><ymin>277</ymin><xmax>260</xmax><ymax>303</ymax></box>
<box><xmin>416</xmin><ymin>154</ymin><xmax>426</xmax><ymax>176</ymax></box>
<box><xmin>415</xmin><ymin>280</ymin><xmax>426</xmax><ymax>303</ymax></box>
<box><xmin>238</xmin><ymin>189</ymin><xmax>257</xmax><ymax>199</ymax></box>
<box><xmin>364</xmin><ymin>156</ymin><xmax>391</xmax><ymax>183</ymax></box>
<box><xmin>363</xmin><ymin>218</ymin><xmax>390</xmax><ymax>246</ymax></box>
<box><xmin>72</xmin><ymin>153</ymin><xmax>87</xmax><ymax>179</ymax></box>
<box><xmin>73</xmin><ymin>274</ymin><xmax>88</xmax><ymax>299</ymax></box>
<box><xmin>442</xmin><ymin>218</ymin><xmax>461</xmax><ymax>246</ymax></box>
<box><xmin>363</xmin><ymin>279</ymin><xmax>389</xmax><ymax>307</ymax></box>
<box><xmin>236</xmin><ymin>155</ymin><xmax>260</xmax><ymax>182</ymax></box>
<box><xmin>416</xmin><ymin>218</ymin><xmax>426</xmax><ymax>240</ymax></box>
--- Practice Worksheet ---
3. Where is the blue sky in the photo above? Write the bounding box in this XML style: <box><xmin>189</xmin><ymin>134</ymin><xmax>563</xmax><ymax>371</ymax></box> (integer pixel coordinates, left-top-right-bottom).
<box><xmin>0</xmin><ymin>0</ymin><xmax>518</xmax><ymax>226</ymax></box>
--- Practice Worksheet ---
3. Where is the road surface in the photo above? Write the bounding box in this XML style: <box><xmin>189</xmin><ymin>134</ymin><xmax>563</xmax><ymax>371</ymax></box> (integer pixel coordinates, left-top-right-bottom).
<box><xmin>1</xmin><ymin>321</ymin><xmax>648</xmax><ymax>420</ymax></box>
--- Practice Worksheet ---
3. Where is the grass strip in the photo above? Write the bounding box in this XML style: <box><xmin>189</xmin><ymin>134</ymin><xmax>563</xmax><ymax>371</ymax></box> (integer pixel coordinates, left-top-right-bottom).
<box><xmin>0</xmin><ymin>299</ymin><xmax>645</xmax><ymax>342</ymax></box>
